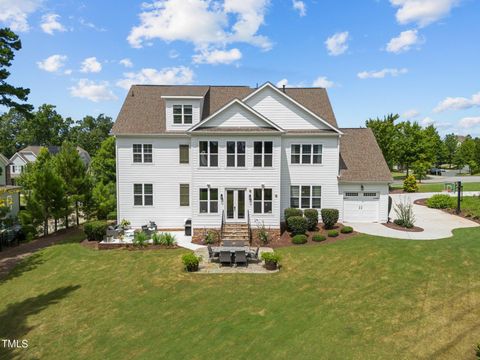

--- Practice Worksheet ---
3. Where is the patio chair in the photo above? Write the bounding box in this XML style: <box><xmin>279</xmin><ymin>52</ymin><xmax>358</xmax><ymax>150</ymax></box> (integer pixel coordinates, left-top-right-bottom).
<box><xmin>248</xmin><ymin>247</ymin><xmax>260</xmax><ymax>262</ymax></box>
<box><xmin>148</xmin><ymin>221</ymin><xmax>158</xmax><ymax>232</ymax></box>
<box><xmin>219</xmin><ymin>251</ymin><xmax>232</xmax><ymax>266</ymax></box>
<box><xmin>231</xmin><ymin>240</ymin><xmax>245</xmax><ymax>247</ymax></box>
<box><xmin>223</xmin><ymin>240</ymin><xmax>234</xmax><ymax>247</ymax></box>
<box><xmin>234</xmin><ymin>250</ymin><xmax>248</xmax><ymax>267</ymax></box>
<box><xmin>207</xmin><ymin>245</ymin><xmax>219</xmax><ymax>262</ymax></box>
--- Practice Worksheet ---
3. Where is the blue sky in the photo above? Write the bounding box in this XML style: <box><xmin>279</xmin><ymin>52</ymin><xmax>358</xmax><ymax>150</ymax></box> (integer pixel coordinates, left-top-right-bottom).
<box><xmin>1</xmin><ymin>0</ymin><xmax>479</xmax><ymax>136</ymax></box>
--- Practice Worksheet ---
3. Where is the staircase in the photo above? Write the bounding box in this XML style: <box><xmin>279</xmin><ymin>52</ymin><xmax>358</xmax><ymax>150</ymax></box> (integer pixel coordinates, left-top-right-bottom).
<box><xmin>222</xmin><ymin>223</ymin><xmax>250</xmax><ymax>244</ymax></box>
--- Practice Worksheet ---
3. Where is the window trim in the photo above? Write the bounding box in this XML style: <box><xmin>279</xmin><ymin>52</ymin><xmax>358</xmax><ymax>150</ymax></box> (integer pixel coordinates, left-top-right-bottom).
<box><xmin>253</xmin><ymin>141</ymin><xmax>273</xmax><ymax>168</ymax></box>
<box><xmin>179</xmin><ymin>184</ymin><xmax>190</xmax><ymax>207</ymax></box>
<box><xmin>253</xmin><ymin>188</ymin><xmax>273</xmax><ymax>214</ymax></box>
<box><xmin>179</xmin><ymin>144</ymin><xmax>190</xmax><ymax>164</ymax></box>
<box><xmin>172</xmin><ymin>104</ymin><xmax>193</xmax><ymax>125</ymax></box>
<box><xmin>226</xmin><ymin>141</ymin><xmax>246</xmax><ymax>168</ymax></box>
<box><xmin>133</xmin><ymin>144</ymin><xmax>153</xmax><ymax>164</ymax></box>
<box><xmin>134</xmin><ymin>183</ymin><xmax>153</xmax><ymax>207</ymax></box>
<box><xmin>290</xmin><ymin>144</ymin><xmax>323</xmax><ymax>165</ymax></box>
<box><xmin>290</xmin><ymin>185</ymin><xmax>321</xmax><ymax>209</ymax></box>
<box><xmin>199</xmin><ymin>188</ymin><xmax>219</xmax><ymax>214</ymax></box>
<box><xmin>199</xmin><ymin>141</ymin><xmax>219</xmax><ymax>168</ymax></box>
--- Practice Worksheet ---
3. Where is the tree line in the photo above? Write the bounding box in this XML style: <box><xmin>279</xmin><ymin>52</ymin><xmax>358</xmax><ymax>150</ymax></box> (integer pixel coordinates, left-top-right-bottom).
<box><xmin>366</xmin><ymin>114</ymin><xmax>480</xmax><ymax>178</ymax></box>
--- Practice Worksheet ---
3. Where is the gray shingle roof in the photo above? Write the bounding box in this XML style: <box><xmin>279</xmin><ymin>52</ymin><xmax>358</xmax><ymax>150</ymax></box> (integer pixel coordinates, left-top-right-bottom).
<box><xmin>112</xmin><ymin>85</ymin><xmax>338</xmax><ymax>135</ymax></box>
<box><xmin>339</xmin><ymin>128</ymin><xmax>393</xmax><ymax>183</ymax></box>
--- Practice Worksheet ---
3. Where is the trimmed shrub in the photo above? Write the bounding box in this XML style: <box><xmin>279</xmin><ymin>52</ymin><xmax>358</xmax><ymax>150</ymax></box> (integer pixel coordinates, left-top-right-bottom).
<box><xmin>284</xmin><ymin>208</ymin><xmax>303</xmax><ymax>223</ymax></box>
<box><xmin>83</xmin><ymin>220</ymin><xmax>108</xmax><ymax>241</ymax></box>
<box><xmin>394</xmin><ymin>199</ymin><xmax>415</xmax><ymax>228</ymax></box>
<box><xmin>182</xmin><ymin>253</ymin><xmax>201</xmax><ymax>272</ymax></box>
<box><xmin>312</xmin><ymin>233</ymin><xmax>326</xmax><ymax>242</ymax></box>
<box><xmin>321</xmin><ymin>209</ymin><xmax>339</xmax><ymax>229</ymax></box>
<box><xmin>292</xmin><ymin>234</ymin><xmax>308</xmax><ymax>244</ymax></box>
<box><xmin>304</xmin><ymin>209</ymin><xmax>319</xmax><ymax>231</ymax></box>
<box><xmin>403</xmin><ymin>175</ymin><xmax>418</xmax><ymax>193</ymax></box>
<box><xmin>107</xmin><ymin>211</ymin><xmax>117</xmax><ymax>221</ymax></box>
<box><xmin>327</xmin><ymin>230</ymin><xmax>339</xmax><ymax>237</ymax></box>
<box><xmin>341</xmin><ymin>226</ymin><xmax>353</xmax><ymax>234</ymax></box>
<box><xmin>287</xmin><ymin>216</ymin><xmax>308</xmax><ymax>235</ymax></box>
<box><xmin>426</xmin><ymin>194</ymin><xmax>454</xmax><ymax>209</ymax></box>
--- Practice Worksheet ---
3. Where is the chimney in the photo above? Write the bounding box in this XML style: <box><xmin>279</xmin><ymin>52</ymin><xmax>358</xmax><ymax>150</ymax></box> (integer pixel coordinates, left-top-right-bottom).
<box><xmin>282</xmin><ymin>84</ymin><xmax>286</xmax><ymax>93</ymax></box>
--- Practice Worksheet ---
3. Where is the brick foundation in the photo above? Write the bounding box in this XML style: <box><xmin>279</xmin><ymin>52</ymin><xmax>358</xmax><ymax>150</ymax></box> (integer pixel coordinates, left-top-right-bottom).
<box><xmin>192</xmin><ymin>227</ymin><xmax>281</xmax><ymax>246</ymax></box>
<box><xmin>251</xmin><ymin>228</ymin><xmax>281</xmax><ymax>246</ymax></box>
<box><xmin>192</xmin><ymin>227</ymin><xmax>221</xmax><ymax>244</ymax></box>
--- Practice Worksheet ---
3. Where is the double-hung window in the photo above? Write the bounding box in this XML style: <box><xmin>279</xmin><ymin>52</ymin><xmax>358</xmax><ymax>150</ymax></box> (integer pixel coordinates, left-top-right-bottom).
<box><xmin>291</xmin><ymin>144</ymin><xmax>322</xmax><ymax>164</ymax></box>
<box><xmin>290</xmin><ymin>185</ymin><xmax>321</xmax><ymax>209</ymax></box>
<box><xmin>133</xmin><ymin>144</ymin><xmax>153</xmax><ymax>163</ymax></box>
<box><xmin>173</xmin><ymin>104</ymin><xmax>193</xmax><ymax>124</ymax></box>
<box><xmin>199</xmin><ymin>188</ymin><xmax>218</xmax><ymax>213</ymax></box>
<box><xmin>134</xmin><ymin>184</ymin><xmax>153</xmax><ymax>206</ymax></box>
<box><xmin>199</xmin><ymin>141</ymin><xmax>218</xmax><ymax>167</ymax></box>
<box><xmin>226</xmin><ymin>141</ymin><xmax>246</xmax><ymax>167</ymax></box>
<box><xmin>253</xmin><ymin>188</ymin><xmax>273</xmax><ymax>214</ymax></box>
<box><xmin>253</xmin><ymin>141</ymin><xmax>273</xmax><ymax>167</ymax></box>
<box><xmin>179</xmin><ymin>145</ymin><xmax>189</xmax><ymax>164</ymax></box>
<box><xmin>180</xmin><ymin>184</ymin><xmax>190</xmax><ymax>206</ymax></box>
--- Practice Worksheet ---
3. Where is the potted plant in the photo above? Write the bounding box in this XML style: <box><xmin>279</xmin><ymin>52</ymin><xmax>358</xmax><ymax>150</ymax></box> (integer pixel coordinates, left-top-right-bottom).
<box><xmin>119</xmin><ymin>218</ymin><xmax>131</xmax><ymax>230</ymax></box>
<box><xmin>182</xmin><ymin>253</ymin><xmax>202</xmax><ymax>272</ymax></box>
<box><xmin>261</xmin><ymin>252</ymin><xmax>281</xmax><ymax>271</ymax></box>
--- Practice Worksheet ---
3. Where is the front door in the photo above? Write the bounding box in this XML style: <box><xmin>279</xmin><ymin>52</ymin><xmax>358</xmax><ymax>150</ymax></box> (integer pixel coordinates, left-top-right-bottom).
<box><xmin>225</xmin><ymin>189</ymin><xmax>246</xmax><ymax>222</ymax></box>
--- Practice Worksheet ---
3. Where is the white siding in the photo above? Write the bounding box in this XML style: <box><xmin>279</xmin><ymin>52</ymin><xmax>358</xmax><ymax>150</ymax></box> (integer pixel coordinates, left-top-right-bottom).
<box><xmin>205</xmin><ymin>102</ymin><xmax>271</xmax><ymax>128</ymax></box>
<box><xmin>245</xmin><ymin>86</ymin><xmax>331</xmax><ymax>130</ymax></box>
<box><xmin>9</xmin><ymin>156</ymin><xmax>27</xmax><ymax>178</ymax></box>
<box><xmin>339</xmin><ymin>183</ymin><xmax>390</xmax><ymax>223</ymax></box>
<box><xmin>191</xmin><ymin>134</ymin><xmax>282</xmax><ymax>229</ymax></box>
<box><xmin>0</xmin><ymin>163</ymin><xmax>5</xmax><ymax>186</ymax></box>
<box><xmin>281</xmin><ymin>136</ymin><xmax>342</xmax><ymax>220</ymax></box>
<box><xmin>165</xmin><ymin>99</ymin><xmax>202</xmax><ymax>131</ymax></box>
<box><xmin>116</xmin><ymin>136</ymin><xmax>192</xmax><ymax>228</ymax></box>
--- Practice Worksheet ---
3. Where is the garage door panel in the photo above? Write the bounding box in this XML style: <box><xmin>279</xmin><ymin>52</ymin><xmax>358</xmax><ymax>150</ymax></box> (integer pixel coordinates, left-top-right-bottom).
<box><xmin>343</xmin><ymin>193</ymin><xmax>379</xmax><ymax>223</ymax></box>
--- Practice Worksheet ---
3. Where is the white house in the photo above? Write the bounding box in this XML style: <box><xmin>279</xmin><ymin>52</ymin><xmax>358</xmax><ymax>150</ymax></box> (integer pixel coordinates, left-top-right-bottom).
<box><xmin>112</xmin><ymin>82</ymin><xmax>392</xmax><ymax>241</ymax></box>
<box><xmin>0</xmin><ymin>153</ymin><xmax>20</xmax><ymax>219</ymax></box>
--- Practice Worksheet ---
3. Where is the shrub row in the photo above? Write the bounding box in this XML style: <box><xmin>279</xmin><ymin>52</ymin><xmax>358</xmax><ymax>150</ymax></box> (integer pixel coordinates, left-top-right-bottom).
<box><xmin>284</xmin><ymin>208</ymin><xmax>339</xmax><ymax>235</ymax></box>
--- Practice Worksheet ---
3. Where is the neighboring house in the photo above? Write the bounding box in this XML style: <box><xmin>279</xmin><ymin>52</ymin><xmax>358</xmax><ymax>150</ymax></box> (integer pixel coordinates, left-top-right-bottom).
<box><xmin>0</xmin><ymin>153</ymin><xmax>20</xmax><ymax>219</ymax></box>
<box><xmin>112</xmin><ymin>82</ymin><xmax>392</xmax><ymax>240</ymax></box>
<box><xmin>8</xmin><ymin>145</ymin><xmax>91</xmax><ymax>185</ymax></box>
<box><xmin>0</xmin><ymin>153</ymin><xmax>9</xmax><ymax>187</ymax></box>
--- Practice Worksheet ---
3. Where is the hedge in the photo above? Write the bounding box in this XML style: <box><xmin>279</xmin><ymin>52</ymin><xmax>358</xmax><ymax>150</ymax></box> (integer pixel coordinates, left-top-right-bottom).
<box><xmin>84</xmin><ymin>220</ymin><xmax>108</xmax><ymax>241</ymax></box>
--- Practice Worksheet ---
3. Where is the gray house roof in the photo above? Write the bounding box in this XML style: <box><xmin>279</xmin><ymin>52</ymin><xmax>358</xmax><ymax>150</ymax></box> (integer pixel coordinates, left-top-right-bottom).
<box><xmin>112</xmin><ymin>85</ymin><xmax>339</xmax><ymax>135</ymax></box>
<box><xmin>13</xmin><ymin>146</ymin><xmax>91</xmax><ymax>166</ymax></box>
<box><xmin>339</xmin><ymin>128</ymin><xmax>393</xmax><ymax>183</ymax></box>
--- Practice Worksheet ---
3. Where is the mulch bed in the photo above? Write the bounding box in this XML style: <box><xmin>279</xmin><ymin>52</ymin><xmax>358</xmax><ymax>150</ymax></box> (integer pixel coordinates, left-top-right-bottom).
<box><xmin>414</xmin><ymin>198</ymin><xmax>480</xmax><ymax>225</ymax></box>
<box><xmin>90</xmin><ymin>241</ymin><xmax>180</xmax><ymax>251</ymax></box>
<box><xmin>382</xmin><ymin>222</ymin><xmax>424</xmax><ymax>232</ymax></box>
<box><xmin>270</xmin><ymin>224</ymin><xmax>357</xmax><ymax>248</ymax></box>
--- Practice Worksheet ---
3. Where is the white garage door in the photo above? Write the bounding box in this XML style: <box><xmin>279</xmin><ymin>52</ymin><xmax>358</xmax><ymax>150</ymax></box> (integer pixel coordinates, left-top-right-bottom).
<box><xmin>343</xmin><ymin>192</ymin><xmax>379</xmax><ymax>223</ymax></box>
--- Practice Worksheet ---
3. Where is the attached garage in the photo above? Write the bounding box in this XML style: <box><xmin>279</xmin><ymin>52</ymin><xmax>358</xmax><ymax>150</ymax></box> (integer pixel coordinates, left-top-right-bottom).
<box><xmin>343</xmin><ymin>191</ymin><xmax>380</xmax><ymax>223</ymax></box>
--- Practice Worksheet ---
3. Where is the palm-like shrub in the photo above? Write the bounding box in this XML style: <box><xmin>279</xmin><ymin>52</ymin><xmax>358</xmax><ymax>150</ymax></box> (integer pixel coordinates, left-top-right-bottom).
<box><xmin>133</xmin><ymin>231</ymin><xmax>149</xmax><ymax>247</ymax></box>
<box><xmin>394</xmin><ymin>198</ymin><xmax>416</xmax><ymax>228</ymax></box>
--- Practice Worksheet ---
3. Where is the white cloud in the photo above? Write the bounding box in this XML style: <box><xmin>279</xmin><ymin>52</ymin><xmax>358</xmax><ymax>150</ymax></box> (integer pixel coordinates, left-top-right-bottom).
<box><xmin>276</xmin><ymin>79</ymin><xmax>289</xmax><ymax>87</ymax></box>
<box><xmin>325</xmin><ymin>31</ymin><xmax>349</xmax><ymax>56</ymax></box>
<box><xmin>40</xmin><ymin>13</ymin><xmax>66</xmax><ymax>35</ymax></box>
<box><xmin>402</xmin><ymin>109</ymin><xmax>420</xmax><ymax>119</ymax></box>
<box><xmin>119</xmin><ymin>58</ymin><xmax>133</xmax><ymax>68</ymax></box>
<box><xmin>37</xmin><ymin>54</ymin><xmax>67</xmax><ymax>72</ymax></box>
<box><xmin>390</xmin><ymin>0</ymin><xmax>459</xmax><ymax>27</ymax></box>
<box><xmin>116</xmin><ymin>66</ymin><xmax>195</xmax><ymax>89</ymax></box>
<box><xmin>357</xmin><ymin>68</ymin><xmax>408</xmax><ymax>79</ymax></box>
<box><xmin>459</xmin><ymin>117</ymin><xmax>480</xmax><ymax>128</ymax></box>
<box><xmin>79</xmin><ymin>18</ymin><xmax>106</xmax><ymax>32</ymax></box>
<box><xmin>127</xmin><ymin>0</ymin><xmax>271</xmax><ymax>51</ymax></box>
<box><xmin>386</xmin><ymin>29</ymin><xmax>423</xmax><ymax>53</ymax></box>
<box><xmin>192</xmin><ymin>48</ymin><xmax>242</xmax><ymax>64</ymax></box>
<box><xmin>312</xmin><ymin>76</ymin><xmax>335</xmax><ymax>88</ymax></box>
<box><xmin>70</xmin><ymin>79</ymin><xmax>117</xmax><ymax>102</ymax></box>
<box><xmin>292</xmin><ymin>0</ymin><xmax>306</xmax><ymax>16</ymax></box>
<box><xmin>421</xmin><ymin>117</ymin><xmax>451</xmax><ymax>128</ymax></box>
<box><xmin>80</xmin><ymin>57</ymin><xmax>102</xmax><ymax>73</ymax></box>
<box><xmin>434</xmin><ymin>92</ymin><xmax>480</xmax><ymax>112</ymax></box>
<box><xmin>0</xmin><ymin>0</ymin><xmax>42</xmax><ymax>32</ymax></box>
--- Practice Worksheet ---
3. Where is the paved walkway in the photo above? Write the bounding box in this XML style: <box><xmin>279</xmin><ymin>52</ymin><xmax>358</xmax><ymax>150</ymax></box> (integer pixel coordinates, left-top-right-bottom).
<box><xmin>345</xmin><ymin>192</ymin><xmax>480</xmax><ymax>240</ymax></box>
<box><xmin>169</xmin><ymin>231</ymin><xmax>205</xmax><ymax>250</ymax></box>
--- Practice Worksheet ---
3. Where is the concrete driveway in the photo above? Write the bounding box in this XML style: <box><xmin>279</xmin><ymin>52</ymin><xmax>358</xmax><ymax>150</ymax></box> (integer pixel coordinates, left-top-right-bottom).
<box><xmin>345</xmin><ymin>192</ymin><xmax>480</xmax><ymax>240</ymax></box>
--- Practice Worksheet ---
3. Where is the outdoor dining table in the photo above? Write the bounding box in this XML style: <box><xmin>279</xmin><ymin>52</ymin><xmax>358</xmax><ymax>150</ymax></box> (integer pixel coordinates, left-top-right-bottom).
<box><xmin>211</xmin><ymin>246</ymin><xmax>253</xmax><ymax>254</ymax></box>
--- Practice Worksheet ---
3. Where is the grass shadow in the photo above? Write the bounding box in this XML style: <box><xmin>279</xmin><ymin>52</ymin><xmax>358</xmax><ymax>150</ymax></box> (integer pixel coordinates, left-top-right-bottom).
<box><xmin>0</xmin><ymin>253</ymin><xmax>45</xmax><ymax>284</ymax></box>
<box><xmin>0</xmin><ymin>285</ymin><xmax>80</xmax><ymax>359</ymax></box>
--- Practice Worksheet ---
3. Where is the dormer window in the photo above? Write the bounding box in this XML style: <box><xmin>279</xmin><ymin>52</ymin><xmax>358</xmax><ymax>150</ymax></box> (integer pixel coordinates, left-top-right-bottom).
<box><xmin>173</xmin><ymin>105</ymin><xmax>193</xmax><ymax>124</ymax></box>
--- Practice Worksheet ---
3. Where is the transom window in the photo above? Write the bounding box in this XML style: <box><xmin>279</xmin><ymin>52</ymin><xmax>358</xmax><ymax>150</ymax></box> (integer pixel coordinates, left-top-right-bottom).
<box><xmin>133</xmin><ymin>144</ymin><xmax>152</xmax><ymax>163</ymax></box>
<box><xmin>253</xmin><ymin>188</ymin><xmax>273</xmax><ymax>214</ymax></box>
<box><xmin>254</xmin><ymin>141</ymin><xmax>273</xmax><ymax>167</ymax></box>
<box><xmin>199</xmin><ymin>141</ymin><xmax>218</xmax><ymax>167</ymax></box>
<box><xmin>134</xmin><ymin>184</ymin><xmax>153</xmax><ymax>206</ymax></box>
<box><xmin>173</xmin><ymin>104</ymin><xmax>193</xmax><ymax>124</ymax></box>
<box><xmin>179</xmin><ymin>145</ymin><xmax>189</xmax><ymax>164</ymax></box>
<box><xmin>226</xmin><ymin>141</ymin><xmax>246</xmax><ymax>167</ymax></box>
<box><xmin>363</xmin><ymin>192</ymin><xmax>378</xmax><ymax>197</ymax></box>
<box><xmin>345</xmin><ymin>192</ymin><xmax>359</xmax><ymax>197</ymax></box>
<box><xmin>199</xmin><ymin>188</ymin><xmax>218</xmax><ymax>213</ymax></box>
<box><xmin>291</xmin><ymin>144</ymin><xmax>322</xmax><ymax>164</ymax></box>
<box><xmin>290</xmin><ymin>186</ymin><xmax>321</xmax><ymax>209</ymax></box>
<box><xmin>180</xmin><ymin>184</ymin><xmax>190</xmax><ymax>206</ymax></box>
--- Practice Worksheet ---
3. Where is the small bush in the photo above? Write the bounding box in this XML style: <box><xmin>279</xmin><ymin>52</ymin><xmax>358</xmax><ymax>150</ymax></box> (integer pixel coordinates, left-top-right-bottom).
<box><xmin>261</xmin><ymin>252</ymin><xmax>281</xmax><ymax>264</ymax></box>
<box><xmin>291</xmin><ymin>234</ymin><xmax>308</xmax><ymax>244</ymax></box>
<box><xmin>341</xmin><ymin>226</ymin><xmax>353</xmax><ymax>234</ymax></box>
<box><xmin>403</xmin><ymin>175</ymin><xmax>418</xmax><ymax>193</ymax></box>
<box><xmin>133</xmin><ymin>231</ymin><xmax>149</xmax><ymax>247</ymax></box>
<box><xmin>255</xmin><ymin>220</ymin><xmax>270</xmax><ymax>245</ymax></box>
<box><xmin>83</xmin><ymin>220</ymin><xmax>108</xmax><ymax>241</ymax></box>
<box><xmin>312</xmin><ymin>233</ymin><xmax>326</xmax><ymax>242</ymax></box>
<box><xmin>152</xmin><ymin>232</ymin><xmax>161</xmax><ymax>245</ymax></box>
<box><xmin>284</xmin><ymin>208</ymin><xmax>303</xmax><ymax>223</ymax></box>
<box><xmin>182</xmin><ymin>253</ymin><xmax>201</xmax><ymax>272</ymax></box>
<box><xmin>287</xmin><ymin>216</ymin><xmax>308</xmax><ymax>235</ymax></box>
<box><xmin>304</xmin><ymin>209</ymin><xmax>319</xmax><ymax>231</ymax></box>
<box><xmin>119</xmin><ymin>219</ymin><xmax>131</xmax><ymax>229</ymax></box>
<box><xmin>160</xmin><ymin>232</ymin><xmax>177</xmax><ymax>246</ymax></box>
<box><xmin>204</xmin><ymin>230</ymin><xmax>218</xmax><ymax>244</ymax></box>
<box><xmin>107</xmin><ymin>211</ymin><xmax>117</xmax><ymax>221</ymax></box>
<box><xmin>394</xmin><ymin>198</ymin><xmax>415</xmax><ymax>228</ymax></box>
<box><xmin>321</xmin><ymin>209</ymin><xmax>339</xmax><ymax>229</ymax></box>
<box><xmin>426</xmin><ymin>194</ymin><xmax>454</xmax><ymax>209</ymax></box>
<box><xmin>328</xmin><ymin>230</ymin><xmax>339</xmax><ymax>237</ymax></box>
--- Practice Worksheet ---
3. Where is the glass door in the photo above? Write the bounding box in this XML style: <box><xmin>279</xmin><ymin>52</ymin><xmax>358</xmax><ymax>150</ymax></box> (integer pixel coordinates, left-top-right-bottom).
<box><xmin>225</xmin><ymin>189</ymin><xmax>246</xmax><ymax>222</ymax></box>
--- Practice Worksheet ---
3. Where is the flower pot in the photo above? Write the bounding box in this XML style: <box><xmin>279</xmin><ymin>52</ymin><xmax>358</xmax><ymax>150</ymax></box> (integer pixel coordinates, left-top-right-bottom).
<box><xmin>265</xmin><ymin>261</ymin><xmax>277</xmax><ymax>271</ymax></box>
<box><xmin>186</xmin><ymin>264</ymin><xmax>199</xmax><ymax>272</ymax></box>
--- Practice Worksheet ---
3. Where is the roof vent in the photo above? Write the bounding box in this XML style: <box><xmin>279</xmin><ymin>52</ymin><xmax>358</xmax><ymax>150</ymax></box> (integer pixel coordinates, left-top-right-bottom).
<box><xmin>282</xmin><ymin>84</ymin><xmax>286</xmax><ymax>93</ymax></box>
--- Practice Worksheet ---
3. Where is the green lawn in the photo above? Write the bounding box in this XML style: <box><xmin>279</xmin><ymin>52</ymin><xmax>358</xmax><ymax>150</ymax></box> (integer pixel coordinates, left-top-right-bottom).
<box><xmin>391</xmin><ymin>171</ymin><xmax>406</xmax><ymax>180</ymax></box>
<box><xmin>2</xmin><ymin>229</ymin><xmax>480</xmax><ymax>359</ymax></box>
<box><xmin>460</xmin><ymin>197</ymin><xmax>480</xmax><ymax>218</ymax></box>
<box><xmin>391</xmin><ymin>181</ymin><xmax>480</xmax><ymax>193</ymax></box>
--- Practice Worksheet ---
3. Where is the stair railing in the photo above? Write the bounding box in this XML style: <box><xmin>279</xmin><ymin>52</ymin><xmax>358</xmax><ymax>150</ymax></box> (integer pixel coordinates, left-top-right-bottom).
<box><xmin>247</xmin><ymin>210</ymin><xmax>252</xmax><ymax>245</ymax></box>
<box><xmin>220</xmin><ymin>210</ymin><xmax>225</xmax><ymax>241</ymax></box>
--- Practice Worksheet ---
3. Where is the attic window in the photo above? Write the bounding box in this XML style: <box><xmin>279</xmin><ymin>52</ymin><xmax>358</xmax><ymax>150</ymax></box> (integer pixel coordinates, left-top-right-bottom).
<box><xmin>173</xmin><ymin>105</ymin><xmax>193</xmax><ymax>124</ymax></box>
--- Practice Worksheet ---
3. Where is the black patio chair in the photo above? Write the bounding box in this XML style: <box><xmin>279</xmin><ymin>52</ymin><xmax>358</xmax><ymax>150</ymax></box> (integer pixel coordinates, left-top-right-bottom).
<box><xmin>219</xmin><ymin>251</ymin><xmax>232</xmax><ymax>266</ymax></box>
<box><xmin>235</xmin><ymin>250</ymin><xmax>248</xmax><ymax>267</ymax></box>
<box><xmin>207</xmin><ymin>245</ymin><xmax>219</xmax><ymax>262</ymax></box>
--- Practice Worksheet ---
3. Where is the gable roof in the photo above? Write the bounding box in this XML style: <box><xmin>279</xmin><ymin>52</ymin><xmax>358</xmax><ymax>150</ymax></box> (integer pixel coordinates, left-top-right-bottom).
<box><xmin>339</xmin><ymin>128</ymin><xmax>393</xmax><ymax>183</ymax></box>
<box><xmin>0</xmin><ymin>153</ymin><xmax>9</xmax><ymax>165</ymax></box>
<box><xmin>112</xmin><ymin>84</ymin><xmax>339</xmax><ymax>135</ymax></box>
<box><xmin>10</xmin><ymin>146</ymin><xmax>91</xmax><ymax>165</ymax></box>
